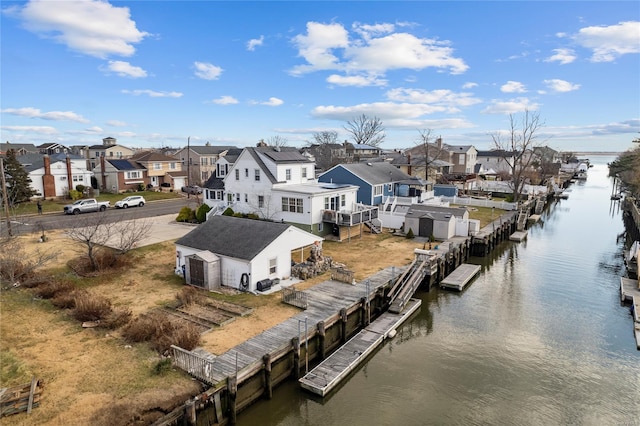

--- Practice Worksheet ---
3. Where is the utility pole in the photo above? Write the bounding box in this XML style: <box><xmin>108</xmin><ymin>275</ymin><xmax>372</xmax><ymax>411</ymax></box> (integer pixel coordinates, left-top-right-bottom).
<box><xmin>0</xmin><ymin>157</ymin><xmax>13</xmax><ymax>237</ymax></box>
<box><xmin>187</xmin><ymin>136</ymin><xmax>190</xmax><ymax>199</ymax></box>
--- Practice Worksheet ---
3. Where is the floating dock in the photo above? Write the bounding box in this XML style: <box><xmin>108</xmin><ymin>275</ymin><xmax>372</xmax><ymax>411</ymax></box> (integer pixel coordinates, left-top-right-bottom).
<box><xmin>440</xmin><ymin>263</ymin><xmax>481</xmax><ymax>291</ymax></box>
<box><xmin>510</xmin><ymin>231</ymin><xmax>528</xmax><ymax>241</ymax></box>
<box><xmin>299</xmin><ymin>298</ymin><xmax>421</xmax><ymax>397</ymax></box>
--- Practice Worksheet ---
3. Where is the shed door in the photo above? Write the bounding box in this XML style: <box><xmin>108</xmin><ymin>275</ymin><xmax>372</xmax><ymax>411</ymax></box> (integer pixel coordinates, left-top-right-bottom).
<box><xmin>189</xmin><ymin>257</ymin><xmax>205</xmax><ymax>287</ymax></box>
<box><xmin>418</xmin><ymin>217</ymin><xmax>433</xmax><ymax>238</ymax></box>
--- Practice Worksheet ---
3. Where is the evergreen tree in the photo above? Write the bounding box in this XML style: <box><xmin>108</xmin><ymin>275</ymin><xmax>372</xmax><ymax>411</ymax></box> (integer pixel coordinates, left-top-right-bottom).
<box><xmin>2</xmin><ymin>149</ymin><xmax>38</xmax><ymax>205</ymax></box>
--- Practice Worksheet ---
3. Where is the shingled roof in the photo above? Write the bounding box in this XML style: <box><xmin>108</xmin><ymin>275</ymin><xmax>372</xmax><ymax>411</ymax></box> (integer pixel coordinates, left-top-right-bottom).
<box><xmin>175</xmin><ymin>215</ymin><xmax>291</xmax><ymax>261</ymax></box>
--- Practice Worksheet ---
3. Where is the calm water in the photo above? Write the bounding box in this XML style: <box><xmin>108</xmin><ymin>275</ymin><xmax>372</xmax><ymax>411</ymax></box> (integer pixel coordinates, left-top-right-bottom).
<box><xmin>239</xmin><ymin>156</ymin><xmax>640</xmax><ymax>426</ymax></box>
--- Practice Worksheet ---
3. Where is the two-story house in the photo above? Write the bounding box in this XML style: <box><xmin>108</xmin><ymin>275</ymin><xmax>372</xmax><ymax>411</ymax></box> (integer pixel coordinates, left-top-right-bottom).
<box><xmin>88</xmin><ymin>137</ymin><xmax>136</xmax><ymax>170</ymax></box>
<box><xmin>129</xmin><ymin>151</ymin><xmax>185</xmax><ymax>189</ymax></box>
<box><xmin>344</xmin><ymin>142</ymin><xmax>382</xmax><ymax>162</ymax></box>
<box><xmin>19</xmin><ymin>153</ymin><xmax>93</xmax><ymax>198</ymax></box>
<box><xmin>175</xmin><ymin>144</ymin><xmax>240</xmax><ymax>185</ymax></box>
<box><xmin>93</xmin><ymin>158</ymin><xmax>149</xmax><ymax>193</ymax></box>
<box><xmin>475</xmin><ymin>150</ymin><xmax>516</xmax><ymax>176</ymax></box>
<box><xmin>0</xmin><ymin>142</ymin><xmax>37</xmax><ymax>156</ymax></box>
<box><xmin>37</xmin><ymin>142</ymin><xmax>69</xmax><ymax>155</ymax></box>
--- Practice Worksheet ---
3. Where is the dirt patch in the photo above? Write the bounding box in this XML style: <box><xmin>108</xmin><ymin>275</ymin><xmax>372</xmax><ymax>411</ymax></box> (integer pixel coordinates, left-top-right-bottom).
<box><xmin>1</xmin><ymin>228</ymin><xmax>425</xmax><ymax>425</ymax></box>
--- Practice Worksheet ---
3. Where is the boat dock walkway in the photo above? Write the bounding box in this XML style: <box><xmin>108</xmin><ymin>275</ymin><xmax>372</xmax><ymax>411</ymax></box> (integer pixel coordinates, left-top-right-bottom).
<box><xmin>440</xmin><ymin>263</ymin><xmax>481</xmax><ymax>291</ymax></box>
<box><xmin>299</xmin><ymin>298</ymin><xmax>421</xmax><ymax>397</ymax></box>
<box><xmin>620</xmin><ymin>277</ymin><xmax>640</xmax><ymax>349</ymax></box>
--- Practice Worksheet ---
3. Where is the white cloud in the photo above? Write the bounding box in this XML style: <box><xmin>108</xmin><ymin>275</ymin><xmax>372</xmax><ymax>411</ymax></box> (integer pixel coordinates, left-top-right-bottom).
<box><xmin>501</xmin><ymin>81</ymin><xmax>527</xmax><ymax>93</ymax></box>
<box><xmin>247</xmin><ymin>35</ymin><xmax>264</xmax><ymax>51</ymax></box>
<box><xmin>312</xmin><ymin>102</ymin><xmax>449</xmax><ymax>120</ymax></box>
<box><xmin>543</xmin><ymin>79</ymin><xmax>580</xmax><ymax>93</ymax></box>
<box><xmin>462</xmin><ymin>82</ymin><xmax>478</xmax><ymax>89</ymax></box>
<box><xmin>385</xmin><ymin>88</ymin><xmax>481</xmax><ymax>110</ymax></box>
<box><xmin>1</xmin><ymin>125</ymin><xmax>58</xmax><ymax>134</ymax></box>
<box><xmin>106</xmin><ymin>120</ymin><xmax>127</xmax><ymax>127</ymax></box>
<box><xmin>327</xmin><ymin>74</ymin><xmax>387</xmax><ymax>87</ymax></box>
<box><xmin>573</xmin><ymin>21</ymin><xmax>640</xmax><ymax>62</ymax></box>
<box><xmin>212</xmin><ymin>96</ymin><xmax>239</xmax><ymax>105</ymax></box>
<box><xmin>105</xmin><ymin>60</ymin><xmax>147</xmax><ymax>78</ymax></box>
<box><xmin>121</xmin><ymin>89</ymin><xmax>183</xmax><ymax>98</ymax></box>
<box><xmin>11</xmin><ymin>0</ymin><xmax>149</xmax><ymax>58</ymax></box>
<box><xmin>261</xmin><ymin>97</ymin><xmax>284</xmax><ymax>106</ymax></box>
<box><xmin>544</xmin><ymin>48</ymin><xmax>577</xmax><ymax>65</ymax></box>
<box><xmin>1</xmin><ymin>107</ymin><xmax>89</xmax><ymax>123</ymax></box>
<box><xmin>194</xmin><ymin>62</ymin><xmax>223</xmax><ymax>80</ymax></box>
<box><xmin>290</xmin><ymin>21</ymin><xmax>468</xmax><ymax>80</ymax></box>
<box><xmin>481</xmin><ymin>98</ymin><xmax>540</xmax><ymax>114</ymax></box>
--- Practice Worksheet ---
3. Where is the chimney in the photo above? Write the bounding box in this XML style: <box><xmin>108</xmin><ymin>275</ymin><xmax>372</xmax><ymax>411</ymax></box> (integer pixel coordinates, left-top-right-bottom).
<box><xmin>436</xmin><ymin>137</ymin><xmax>442</xmax><ymax>149</ymax></box>
<box><xmin>42</xmin><ymin>155</ymin><xmax>55</xmax><ymax>198</ymax></box>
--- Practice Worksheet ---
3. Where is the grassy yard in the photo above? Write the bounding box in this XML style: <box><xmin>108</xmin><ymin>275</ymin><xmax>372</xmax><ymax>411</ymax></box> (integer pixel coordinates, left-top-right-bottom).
<box><xmin>10</xmin><ymin>190</ymin><xmax>182</xmax><ymax>215</ymax></box>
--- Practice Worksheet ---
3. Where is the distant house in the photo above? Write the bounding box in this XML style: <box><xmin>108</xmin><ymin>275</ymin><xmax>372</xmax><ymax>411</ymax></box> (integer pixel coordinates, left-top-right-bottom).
<box><xmin>88</xmin><ymin>137</ymin><xmax>136</xmax><ymax>169</ymax></box>
<box><xmin>129</xmin><ymin>151</ymin><xmax>183</xmax><ymax>189</ymax></box>
<box><xmin>175</xmin><ymin>215</ymin><xmax>320</xmax><ymax>292</ymax></box>
<box><xmin>37</xmin><ymin>142</ymin><xmax>69</xmax><ymax>155</ymax></box>
<box><xmin>0</xmin><ymin>142</ymin><xmax>37</xmax><ymax>156</ymax></box>
<box><xmin>93</xmin><ymin>159</ymin><xmax>149</xmax><ymax>193</ymax></box>
<box><xmin>475</xmin><ymin>150</ymin><xmax>516</xmax><ymax>175</ymax></box>
<box><xmin>344</xmin><ymin>142</ymin><xmax>382</xmax><ymax>162</ymax></box>
<box><xmin>19</xmin><ymin>153</ymin><xmax>93</xmax><ymax>198</ymax></box>
<box><xmin>318</xmin><ymin>162</ymin><xmax>427</xmax><ymax>206</ymax></box>
<box><xmin>175</xmin><ymin>144</ymin><xmax>240</xmax><ymax>185</ymax></box>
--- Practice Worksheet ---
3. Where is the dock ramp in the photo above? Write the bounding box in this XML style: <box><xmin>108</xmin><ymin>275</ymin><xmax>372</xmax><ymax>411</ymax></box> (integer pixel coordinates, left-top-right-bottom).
<box><xmin>387</xmin><ymin>249</ymin><xmax>435</xmax><ymax>314</ymax></box>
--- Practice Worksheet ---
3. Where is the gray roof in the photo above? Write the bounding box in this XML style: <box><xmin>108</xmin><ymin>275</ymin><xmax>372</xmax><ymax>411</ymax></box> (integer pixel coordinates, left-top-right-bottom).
<box><xmin>329</xmin><ymin>162</ymin><xmax>412</xmax><ymax>185</ymax></box>
<box><xmin>1</xmin><ymin>143</ymin><xmax>38</xmax><ymax>153</ymax></box>
<box><xmin>406</xmin><ymin>204</ymin><xmax>468</xmax><ymax>219</ymax></box>
<box><xmin>108</xmin><ymin>159</ymin><xmax>144</xmax><ymax>171</ymax></box>
<box><xmin>189</xmin><ymin>145</ymin><xmax>239</xmax><ymax>155</ymax></box>
<box><xmin>245</xmin><ymin>148</ymin><xmax>278</xmax><ymax>184</ymax></box>
<box><xmin>257</xmin><ymin>147</ymin><xmax>313</xmax><ymax>163</ymax></box>
<box><xmin>18</xmin><ymin>153</ymin><xmax>86</xmax><ymax>172</ymax></box>
<box><xmin>175</xmin><ymin>215</ymin><xmax>291</xmax><ymax>261</ymax></box>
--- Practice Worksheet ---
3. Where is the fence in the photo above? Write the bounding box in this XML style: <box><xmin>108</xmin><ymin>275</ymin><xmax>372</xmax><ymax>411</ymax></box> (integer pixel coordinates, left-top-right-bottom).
<box><xmin>171</xmin><ymin>345</ymin><xmax>217</xmax><ymax>386</ymax></box>
<box><xmin>281</xmin><ymin>287</ymin><xmax>308</xmax><ymax>309</ymax></box>
<box><xmin>440</xmin><ymin>196</ymin><xmax>518</xmax><ymax>210</ymax></box>
<box><xmin>331</xmin><ymin>266</ymin><xmax>355</xmax><ymax>284</ymax></box>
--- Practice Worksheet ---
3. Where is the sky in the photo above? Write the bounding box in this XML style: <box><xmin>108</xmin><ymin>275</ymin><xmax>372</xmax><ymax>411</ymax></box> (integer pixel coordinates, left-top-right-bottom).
<box><xmin>1</xmin><ymin>1</ymin><xmax>639</xmax><ymax>154</ymax></box>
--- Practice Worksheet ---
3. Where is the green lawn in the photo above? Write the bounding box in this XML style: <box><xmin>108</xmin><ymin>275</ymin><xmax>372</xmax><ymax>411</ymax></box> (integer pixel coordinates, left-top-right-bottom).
<box><xmin>10</xmin><ymin>191</ymin><xmax>182</xmax><ymax>216</ymax></box>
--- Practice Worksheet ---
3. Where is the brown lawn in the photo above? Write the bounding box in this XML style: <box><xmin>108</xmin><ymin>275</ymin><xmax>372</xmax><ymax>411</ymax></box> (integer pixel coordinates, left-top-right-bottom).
<box><xmin>1</xmin><ymin>227</ymin><xmax>428</xmax><ymax>425</ymax></box>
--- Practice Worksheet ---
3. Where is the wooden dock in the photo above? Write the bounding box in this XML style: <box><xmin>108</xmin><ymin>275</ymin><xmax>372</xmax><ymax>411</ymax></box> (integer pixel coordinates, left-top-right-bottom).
<box><xmin>510</xmin><ymin>231</ymin><xmax>528</xmax><ymax>241</ymax></box>
<box><xmin>299</xmin><ymin>298</ymin><xmax>421</xmax><ymax>397</ymax></box>
<box><xmin>440</xmin><ymin>264</ymin><xmax>481</xmax><ymax>291</ymax></box>
<box><xmin>619</xmin><ymin>277</ymin><xmax>640</xmax><ymax>350</ymax></box>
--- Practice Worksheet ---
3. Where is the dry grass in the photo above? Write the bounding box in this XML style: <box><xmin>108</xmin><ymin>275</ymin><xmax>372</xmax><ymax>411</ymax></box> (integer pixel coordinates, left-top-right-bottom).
<box><xmin>1</xmin><ymin>227</ymin><xmax>426</xmax><ymax>425</ymax></box>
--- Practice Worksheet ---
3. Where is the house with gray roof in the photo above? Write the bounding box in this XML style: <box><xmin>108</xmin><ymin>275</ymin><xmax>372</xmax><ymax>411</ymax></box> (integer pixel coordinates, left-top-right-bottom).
<box><xmin>402</xmin><ymin>204</ymin><xmax>472</xmax><ymax>240</ymax></box>
<box><xmin>1</xmin><ymin>142</ymin><xmax>37</xmax><ymax>156</ymax></box>
<box><xmin>175</xmin><ymin>215</ymin><xmax>320</xmax><ymax>292</ymax></box>
<box><xmin>175</xmin><ymin>144</ymin><xmax>240</xmax><ymax>185</ymax></box>
<box><xmin>92</xmin><ymin>158</ymin><xmax>149</xmax><ymax>193</ymax></box>
<box><xmin>18</xmin><ymin>153</ymin><xmax>93</xmax><ymax>198</ymax></box>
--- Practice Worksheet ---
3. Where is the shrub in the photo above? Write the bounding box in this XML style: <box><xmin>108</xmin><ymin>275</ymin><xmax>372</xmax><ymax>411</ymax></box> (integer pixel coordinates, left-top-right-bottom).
<box><xmin>176</xmin><ymin>207</ymin><xmax>195</xmax><ymax>223</ymax></box>
<box><xmin>232</xmin><ymin>212</ymin><xmax>244</xmax><ymax>218</ymax></box>
<box><xmin>51</xmin><ymin>289</ymin><xmax>88</xmax><ymax>309</ymax></box>
<box><xmin>195</xmin><ymin>203</ymin><xmax>211</xmax><ymax>223</ymax></box>
<box><xmin>137</xmin><ymin>183</ymin><xmax>145</xmax><ymax>192</ymax></box>
<box><xmin>33</xmin><ymin>280</ymin><xmax>75</xmax><ymax>299</ymax></box>
<box><xmin>72</xmin><ymin>293</ymin><xmax>112</xmax><ymax>322</ymax></box>
<box><xmin>176</xmin><ymin>286</ymin><xmax>203</xmax><ymax>306</ymax></box>
<box><xmin>68</xmin><ymin>189</ymin><xmax>83</xmax><ymax>200</ymax></box>
<box><xmin>153</xmin><ymin>358</ymin><xmax>173</xmax><ymax>375</ymax></box>
<box><xmin>100</xmin><ymin>307</ymin><xmax>132</xmax><ymax>329</ymax></box>
<box><xmin>20</xmin><ymin>276</ymin><xmax>53</xmax><ymax>289</ymax></box>
<box><xmin>122</xmin><ymin>310</ymin><xmax>201</xmax><ymax>353</ymax></box>
<box><xmin>222</xmin><ymin>207</ymin><xmax>234</xmax><ymax>216</ymax></box>
<box><xmin>247</xmin><ymin>213</ymin><xmax>260</xmax><ymax>220</ymax></box>
<box><xmin>406</xmin><ymin>228</ymin><xmax>415</xmax><ymax>239</ymax></box>
<box><xmin>75</xmin><ymin>184</ymin><xmax>86</xmax><ymax>193</ymax></box>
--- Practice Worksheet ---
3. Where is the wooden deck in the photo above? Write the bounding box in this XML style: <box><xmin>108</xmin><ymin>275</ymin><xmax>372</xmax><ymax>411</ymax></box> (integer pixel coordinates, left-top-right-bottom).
<box><xmin>440</xmin><ymin>264</ymin><xmax>481</xmax><ymax>291</ymax></box>
<box><xmin>509</xmin><ymin>231</ymin><xmax>528</xmax><ymax>241</ymax></box>
<box><xmin>184</xmin><ymin>266</ymin><xmax>405</xmax><ymax>385</ymax></box>
<box><xmin>299</xmin><ymin>298</ymin><xmax>421</xmax><ymax>397</ymax></box>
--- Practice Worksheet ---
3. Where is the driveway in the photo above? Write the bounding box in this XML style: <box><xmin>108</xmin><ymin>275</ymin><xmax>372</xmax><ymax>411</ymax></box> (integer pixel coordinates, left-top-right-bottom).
<box><xmin>105</xmin><ymin>214</ymin><xmax>197</xmax><ymax>249</ymax></box>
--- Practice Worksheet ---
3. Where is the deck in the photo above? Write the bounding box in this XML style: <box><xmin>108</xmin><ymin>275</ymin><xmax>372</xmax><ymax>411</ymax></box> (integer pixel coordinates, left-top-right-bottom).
<box><xmin>299</xmin><ymin>298</ymin><xmax>421</xmax><ymax>397</ymax></box>
<box><xmin>509</xmin><ymin>231</ymin><xmax>528</xmax><ymax>241</ymax></box>
<box><xmin>440</xmin><ymin>264</ymin><xmax>481</xmax><ymax>291</ymax></box>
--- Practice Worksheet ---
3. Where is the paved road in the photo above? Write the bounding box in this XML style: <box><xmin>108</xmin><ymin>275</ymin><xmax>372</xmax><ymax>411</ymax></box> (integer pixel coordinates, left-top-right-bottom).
<box><xmin>2</xmin><ymin>197</ymin><xmax>202</xmax><ymax>237</ymax></box>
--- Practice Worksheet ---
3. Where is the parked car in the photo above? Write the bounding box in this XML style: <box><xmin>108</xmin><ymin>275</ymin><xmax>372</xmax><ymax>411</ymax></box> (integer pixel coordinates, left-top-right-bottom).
<box><xmin>63</xmin><ymin>199</ymin><xmax>110</xmax><ymax>215</ymax></box>
<box><xmin>181</xmin><ymin>185</ymin><xmax>202</xmax><ymax>194</ymax></box>
<box><xmin>114</xmin><ymin>195</ymin><xmax>146</xmax><ymax>209</ymax></box>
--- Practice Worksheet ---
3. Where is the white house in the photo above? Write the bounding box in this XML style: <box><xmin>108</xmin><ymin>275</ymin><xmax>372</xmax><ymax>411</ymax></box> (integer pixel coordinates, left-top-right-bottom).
<box><xmin>20</xmin><ymin>153</ymin><xmax>93</xmax><ymax>198</ymax></box>
<box><xmin>175</xmin><ymin>215</ymin><xmax>321</xmax><ymax>292</ymax></box>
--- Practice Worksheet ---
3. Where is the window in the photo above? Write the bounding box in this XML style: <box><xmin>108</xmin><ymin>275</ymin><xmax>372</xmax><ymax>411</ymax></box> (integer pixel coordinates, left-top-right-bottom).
<box><xmin>109</xmin><ymin>152</ymin><xmax>114</xmax><ymax>157</ymax></box>
<box><xmin>72</xmin><ymin>175</ymin><xmax>83</xmax><ymax>182</ymax></box>
<box><xmin>281</xmin><ymin>197</ymin><xmax>303</xmax><ymax>213</ymax></box>
<box><xmin>235</xmin><ymin>169</ymin><xmax>240</xmax><ymax>180</ymax></box>
<box><xmin>285</xmin><ymin>169</ymin><xmax>291</xmax><ymax>180</ymax></box>
<box><xmin>459</xmin><ymin>154</ymin><xmax>465</xmax><ymax>165</ymax></box>
<box><xmin>153</xmin><ymin>163</ymin><xmax>161</xmax><ymax>170</ymax></box>
<box><xmin>201</xmin><ymin>158</ymin><xmax>207</xmax><ymax>166</ymax></box>
<box><xmin>125</xmin><ymin>171</ymin><xmax>141</xmax><ymax>179</ymax></box>
<box><xmin>255</xmin><ymin>169</ymin><xmax>260</xmax><ymax>181</ymax></box>
<box><xmin>258</xmin><ymin>195</ymin><xmax>264</xmax><ymax>208</ymax></box>
<box><xmin>387</xmin><ymin>183</ymin><xmax>392</xmax><ymax>192</ymax></box>
<box><xmin>227</xmin><ymin>193</ymin><xmax>234</xmax><ymax>203</ymax></box>
<box><xmin>236</xmin><ymin>193</ymin><xmax>241</xmax><ymax>202</ymax></box>
<box><xmin>269</xmin><ymin>258</ymin><xmax>277</xmax><ymax>275</ymax></box>
<box><xmin>170</xmin><ymin>162</ymin><xmax>176</xmax><ymax>170</ymax></box>
<box><xmin>341</xmin><ymin>194</ymin><xmax>346</xmax><ymax>207</ymax></box>
<box><xmin>201</xmin><ymin>171</ymin><xmax>208</xmax><ymax>181</ymax></box>
<box><xmin>302</xmin><ymin>167</ymin><xmax>307</xmax><ymax>178</ymax></box>
<box><xmin>317</xmin><ymin>222</ymin><xmax>323</xmax><ymax>232</ymax></box>
<box><xmin>244</xmin><ymin>193</ymin><xmax>248</xmax><ymax>202</ymax></box>
<box><xmin>324</xmin><ymin>197</ymin><xmax>329</xmax><ymax>210</ymax></box>
<box><xmin>245</xmin><ymin>168</ymin><xmax>249</xmax><ymax>178</ymax></box>
<box><xmin>374</xmin><ymin>185</ymin><xmax>383</xmax><ymax>196</ymax></box>
<box><xmin>217</xmin><ymin>163</ymin><xmax>226</xmax><ymax>177</ymax></box>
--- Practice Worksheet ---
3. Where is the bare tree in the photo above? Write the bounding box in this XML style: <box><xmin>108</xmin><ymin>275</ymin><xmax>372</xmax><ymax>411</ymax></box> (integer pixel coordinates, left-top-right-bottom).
<box><xmin>309</xmin><ymin>130</ymin><xmax>340</xmax><ymax>170</ymax></box>
<box><xmin>0</xmin><ymin>237</ymin><xmax>60</xmax><ymax>286</ymax></box>
<box><xmin>111</xmin><ymin>218</ymin><xmax>153</xmax><ymax>254</ymax></box>
<box><xmin>411</xmin><ymin>129</ymin><xmax>449</xmax><ymax>181</ymax></box>
<box><xmin>344</xmin><ymin>114</ymin><xmax>385</xmax><ymax>147</ymax></box>
<box><xmin>490</xmin><ymin>109</ymin><xmax>545</xmax><ymax>202</ymax></box>
<box><xmin>265</xmin><ymin>136</ymin><xmax>289</xmax><ymax>149</ymax></box>
<box><xmin>65</xmin><ymin>213</ymin><xmax>113</xmax><ymax>271</ymax></box>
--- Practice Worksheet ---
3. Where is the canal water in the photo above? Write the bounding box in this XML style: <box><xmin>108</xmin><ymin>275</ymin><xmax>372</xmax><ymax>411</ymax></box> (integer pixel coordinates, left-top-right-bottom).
<box><xmin>239</xmin><ymin>156</ymin><xmax>640</xmax><ymax>426</ymax></box>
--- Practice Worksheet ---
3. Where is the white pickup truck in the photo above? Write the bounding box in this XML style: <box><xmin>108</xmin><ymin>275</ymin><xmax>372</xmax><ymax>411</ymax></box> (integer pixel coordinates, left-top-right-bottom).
<box><xmin>63</xmin><ymin>198</ymin><xmax>110</xmax><ymax>215</ymax></box>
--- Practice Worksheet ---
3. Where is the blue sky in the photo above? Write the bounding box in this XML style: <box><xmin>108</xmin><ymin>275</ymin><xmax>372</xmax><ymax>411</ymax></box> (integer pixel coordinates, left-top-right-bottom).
<box><xmin>1</xmin><ymin>1</ymin><xmax>639</xmax><ymax>153</ymax></box>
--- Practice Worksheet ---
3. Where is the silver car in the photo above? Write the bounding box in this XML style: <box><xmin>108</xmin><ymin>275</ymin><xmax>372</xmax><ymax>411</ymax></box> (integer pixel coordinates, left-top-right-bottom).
<box><xmin>114</xmin><ymin>195</ymin><xmax>146</xmax><ymax>208</ymax></box>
